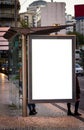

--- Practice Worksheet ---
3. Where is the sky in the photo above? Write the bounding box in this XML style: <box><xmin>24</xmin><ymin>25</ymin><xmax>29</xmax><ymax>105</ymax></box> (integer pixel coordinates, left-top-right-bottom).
<box><xmin>19</xmin><ymin>0</ymin><xmax>84</xmax><ymax>16</ymax></box>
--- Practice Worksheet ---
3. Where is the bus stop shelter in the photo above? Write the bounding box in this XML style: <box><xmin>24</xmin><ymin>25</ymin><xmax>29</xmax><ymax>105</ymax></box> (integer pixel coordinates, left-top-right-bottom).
<box><xmin>3</xmin><ymin>24</ymin><xmax>74</xmax><ymax>117</ymax></box>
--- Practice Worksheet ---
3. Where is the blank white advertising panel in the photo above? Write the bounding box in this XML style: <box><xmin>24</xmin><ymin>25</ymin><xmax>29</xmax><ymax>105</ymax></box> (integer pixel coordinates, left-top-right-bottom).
<box><xmin>28</xmin><ymin>35</ymin><xmax>76</xmax><ymax>103</ymax></box>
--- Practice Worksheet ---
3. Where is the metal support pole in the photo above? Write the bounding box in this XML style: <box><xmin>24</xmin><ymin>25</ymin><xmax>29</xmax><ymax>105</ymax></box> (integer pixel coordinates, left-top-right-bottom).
<box><xmin>22</xmin><ymin>35</ymin><xmax>27</xmax><ymax>117</ymax></box>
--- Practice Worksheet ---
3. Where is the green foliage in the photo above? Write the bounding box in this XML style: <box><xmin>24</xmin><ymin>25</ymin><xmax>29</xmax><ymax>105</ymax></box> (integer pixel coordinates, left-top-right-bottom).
<box><xmin>80</xmin><ymin>49</ymin><xmax>84</xmax><ymax>69</ymax></box>
<box><xmin>67</xmin><ymin>31</ymin><xmax>84</xmax><ymax>68</ymax></box>
<box><xmin>67</xmin><ymin>31</ymin><xmax>84</xmax><ymax>46</ymax></box>
<box><xmin>20</xmin><ymin>19</ymin><xmax>29</xmax><ymax>28</ymax></box>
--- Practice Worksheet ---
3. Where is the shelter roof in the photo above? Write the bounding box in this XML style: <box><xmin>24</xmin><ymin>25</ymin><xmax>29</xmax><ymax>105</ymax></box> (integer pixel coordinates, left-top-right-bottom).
<box><xmin>3</xmin><ymin>24</ymin><xmax>74</xmax><ymax>40</ymax></box>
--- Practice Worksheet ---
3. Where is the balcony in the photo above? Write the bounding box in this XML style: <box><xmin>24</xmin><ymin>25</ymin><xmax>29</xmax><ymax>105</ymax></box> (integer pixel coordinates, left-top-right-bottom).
<box><xmin>0</xmin><ymin>13</ymin><xmax>14</xmax><ymax>19</ymax></box>
<box><xmin>0</xmin><ymin>0</ymin><xmax>20</xmax><ymax>9</ymax></box>
<box><xmin>0</xmin><ymin>13</ymin><xmax>20</xmax><ymax>21</ymax></box>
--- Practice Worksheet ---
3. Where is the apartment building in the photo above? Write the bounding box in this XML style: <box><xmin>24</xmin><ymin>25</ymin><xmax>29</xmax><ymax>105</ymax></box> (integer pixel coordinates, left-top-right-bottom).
<box><xmin>24</xmin><ymin>0</ymin><xmax>47</xmax><ymax>27</ymax></box>
<box><xmin>66</xmin><ymin>14</ymin><xmax>76</xmax><ymax>33</ymax></box>
<box><xmin>35</xmin><ymin>2</ymin><xmax>66</xmax><ymax>34</ymax></box>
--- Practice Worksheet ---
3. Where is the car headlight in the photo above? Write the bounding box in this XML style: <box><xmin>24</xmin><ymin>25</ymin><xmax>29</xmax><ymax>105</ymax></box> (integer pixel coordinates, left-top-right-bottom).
<box><xmin>2</xmin><ymin>67</ymin><xmax>5</xmax><ymax>70</ymax></box>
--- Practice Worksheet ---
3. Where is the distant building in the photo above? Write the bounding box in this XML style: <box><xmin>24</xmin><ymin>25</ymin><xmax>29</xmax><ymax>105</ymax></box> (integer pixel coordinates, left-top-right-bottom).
<box><xmin>19</xmin><ymin>11</ymin><xmax>35</xmax><ymax>27</ymax></box>
<box><xmin>35</xmin><ymin>2</ymin><xmax>66</xmax><ymax>34</ymax></box>
<box><xmin>66</xmin><ymin>14</ymin><xmax>76</xmax><ymax>33</ymax></box>
<box><xmin>20</xmin><ymin>1</ymin><xmax>67</xmax><ymax>34</ymax></box>
<box><xmin>20</xmin><ymin>0</ymin><xmax>47</xmax><ymax>27</ymax></box>
<box><xmin>20</xmin><ymin>1</ymin><xmax>66</xmax><ymax>34</ymax></box>
<box><xmin>74</xmin><ymin>5</ymin><xmax>84</xmax><ymax>35</ymax></box>
<box><xmin>26</xmin><ymin>0</ymin><xmax>47</xmax><ymax>27</ymax></box>
<box><xmin>29</xmin><ymin>0</ymin><xmax>47</xmax><ymax>8</ymax></box>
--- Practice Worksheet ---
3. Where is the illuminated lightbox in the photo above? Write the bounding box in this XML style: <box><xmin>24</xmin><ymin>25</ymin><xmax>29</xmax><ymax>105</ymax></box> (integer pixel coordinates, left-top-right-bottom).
<box><xmin>28</xmin><ymin>35</ymin><xmax>76</xmax><ymax>103</ymax></box>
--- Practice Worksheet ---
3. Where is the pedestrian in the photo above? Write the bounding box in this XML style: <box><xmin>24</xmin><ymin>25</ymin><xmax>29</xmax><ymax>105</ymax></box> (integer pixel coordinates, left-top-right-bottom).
<box><xmin>67</xmin><ymin>74</ymin><xmax>81</xmax><ymax>116</ymax></box>
<box><xmin>28</xmin><ymin>103</ymin><xmax>37</xmax><ymax>115</ymax></box>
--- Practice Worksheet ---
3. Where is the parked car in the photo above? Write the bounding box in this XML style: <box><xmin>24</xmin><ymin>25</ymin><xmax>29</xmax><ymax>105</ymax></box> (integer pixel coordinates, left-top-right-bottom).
<box><xmin>75</xmin><ymin>63</ymin><xmax>84</xmax><ymax>76</ymax></box>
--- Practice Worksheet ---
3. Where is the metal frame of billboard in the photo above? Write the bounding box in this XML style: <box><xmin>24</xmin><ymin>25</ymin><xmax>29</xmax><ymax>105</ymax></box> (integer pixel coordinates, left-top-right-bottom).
<box><xmin>28</xmin><ymin>35</ymin><xmax>76</xmax><ymax>103</ymax></box>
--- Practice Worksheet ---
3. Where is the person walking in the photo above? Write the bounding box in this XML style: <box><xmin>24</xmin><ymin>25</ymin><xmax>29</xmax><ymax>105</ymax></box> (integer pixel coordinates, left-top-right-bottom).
<box><xmin>67</xmin><ymin>75</ymin><xmax>81</xmax><ymax>116</ymax></box>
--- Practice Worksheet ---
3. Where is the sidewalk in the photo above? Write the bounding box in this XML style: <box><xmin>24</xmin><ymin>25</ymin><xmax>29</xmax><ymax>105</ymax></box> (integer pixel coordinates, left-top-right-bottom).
<box><xmin>0</xmin><ymin>74</ymin><xmax>84</xmax><ymax>130</ymax></box>
<box><xmin>0</xmin><ymin>103</ymin><xmax>84</xmax><ymax>130</ymax></box>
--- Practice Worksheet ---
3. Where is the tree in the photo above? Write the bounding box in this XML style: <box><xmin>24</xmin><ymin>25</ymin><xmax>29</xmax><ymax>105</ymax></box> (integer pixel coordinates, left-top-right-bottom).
<box><xmin>79</xmin><ymin>49</ymin><xmax>84</xmax><ymax>69</ymax></box>
<box><xmin>67</xmin><ymin>31</ymin><xmax>84</xmax><ymax>48</ymax></box>
<box><xmin>20</xmin><ymin>19</ymin><xmax>29</xmax><ymax>28</ymax></box>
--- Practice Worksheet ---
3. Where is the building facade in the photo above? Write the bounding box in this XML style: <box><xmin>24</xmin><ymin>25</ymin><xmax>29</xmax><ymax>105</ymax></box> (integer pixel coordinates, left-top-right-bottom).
<box><xmin>20</xmin><ymin>11</ymin><xmax>35</xmax><ymax>27</ymax></box>
<box><xmin>35</xmin><ymin>2</ymin><xmax>66</xmax><ymax>34</ymax></box>
<box><xmin>25</xmin><ymin>0</ymin><xmax>47</xmax><ymax>27</ymax></box>
<box><xmin>41</xmin><ymin>2</ymin><xmax>66</xmax><ymax>26</ymax></box>
<box><xmin>66</xmin><ymin>14</ymin><xmax>76</xmax><ymax>33</ymax></box>
<box><xmin>0</xmin><ymin>0</ymin><xmax>20</xmax><ymax>27</ymax></box>
<box><xmin>20</xmin><ymin>1</ymin><xmax>66</xmax><ymax>34</ymax></box>
<box><xmin>75</xmin><ymin>5</ymin><xmax>84</xmax><ymax>35</ymax></box>
<box><xmin>0</xmin><ymin>0</ymin><xmax>20</xmax><ymax>75</ymax></box>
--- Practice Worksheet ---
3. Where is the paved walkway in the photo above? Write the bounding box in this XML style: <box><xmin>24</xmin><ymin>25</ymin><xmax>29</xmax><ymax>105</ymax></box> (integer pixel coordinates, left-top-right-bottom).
<box><xmin>0</xmin><ymin>73</ymin><xmax>84</xmax><ymax>130</ymax></box>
